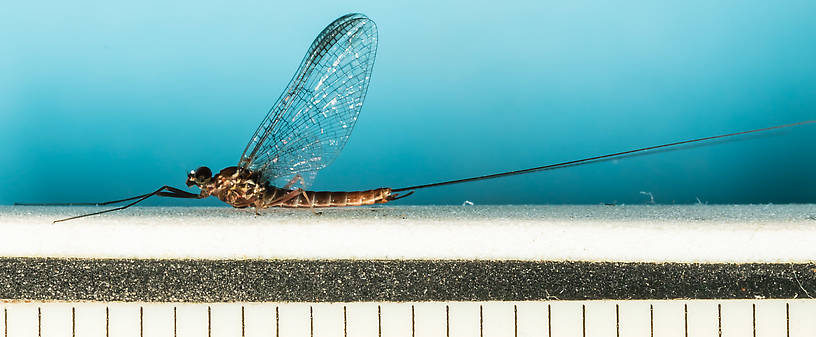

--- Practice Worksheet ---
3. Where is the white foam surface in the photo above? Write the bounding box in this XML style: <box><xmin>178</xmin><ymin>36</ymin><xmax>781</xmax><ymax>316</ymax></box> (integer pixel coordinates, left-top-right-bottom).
<box><xmin>1</xmin><ymin>205</ymin><xmax>814</xmax><ymax>263</ymax></box>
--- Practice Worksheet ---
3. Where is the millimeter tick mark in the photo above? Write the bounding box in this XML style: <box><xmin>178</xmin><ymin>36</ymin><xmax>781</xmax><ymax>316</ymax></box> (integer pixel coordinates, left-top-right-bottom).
<box><xmin>479</xmin><ymin>305</ymin><xmax>483</xmax><ymax>337</ymax></box>
<box><xmin>411</xmin><ymin>305</ymin><xmax>415</xmax><ymax>337</ymax></box>
<box><xmin>514</xmin><ymin>305</ymin><xmax>518</xmax><ymax>337</ymax></box>
<box><xmin>547</xmin><ymin>304</ymin><xmax>552</xmax><ymax>337</ymax></box>
<box><xmin>581</xmin><ymin>305</ymin><xmax>585</xmax><ymax>337</ymax></box>
<box><xmin>140</xmin><ymin>306</ymin><xmax>144</xmax><ymax>337</ymax></box>
<box><xmin>445</xmin><ymin>305</ymin><xmax>449</xmax><ymax>337</ymax></box>
<box><xmin>752</xmin><ymin>303</ymin><xmax>757</xmax><ymax>337</ymax></box>
<box><xmin>786</xmin><ymin>303</ymin><xmax>790</xmax><ymax>337</ymax></box>
<box><xmin>717</xmin><ymin>303</ymin><xmax>722</xmax><ymax>337</ymax></box>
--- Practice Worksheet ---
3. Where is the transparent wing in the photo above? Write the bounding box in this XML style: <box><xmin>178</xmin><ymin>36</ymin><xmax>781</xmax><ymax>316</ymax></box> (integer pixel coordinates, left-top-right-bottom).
<box><xmin>238</xmin><ymin>13</ymin><xmax>378</xmax><ymax>188</ymax></box>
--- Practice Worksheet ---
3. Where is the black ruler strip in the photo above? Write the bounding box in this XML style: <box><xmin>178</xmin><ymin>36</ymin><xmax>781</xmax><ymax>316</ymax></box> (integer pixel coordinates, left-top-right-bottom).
<box><xmin>0</xmin><ymin>258</ymin><xmax>814</xmax><ymax>302</ymax></box>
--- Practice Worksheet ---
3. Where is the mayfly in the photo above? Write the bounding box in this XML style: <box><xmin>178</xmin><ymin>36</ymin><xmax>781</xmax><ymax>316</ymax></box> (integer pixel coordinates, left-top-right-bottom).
<box><xmin>22</xmin><ymin>13</ymin><xmax>814</xmax><ymax>222</ymax></box>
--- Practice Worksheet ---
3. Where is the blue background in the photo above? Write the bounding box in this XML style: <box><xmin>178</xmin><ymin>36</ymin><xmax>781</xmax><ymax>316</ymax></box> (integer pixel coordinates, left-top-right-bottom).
<box><xmin>2</xmin><ymin>0</ymin><xmax>814</xmax><ymax>206</ymax></box>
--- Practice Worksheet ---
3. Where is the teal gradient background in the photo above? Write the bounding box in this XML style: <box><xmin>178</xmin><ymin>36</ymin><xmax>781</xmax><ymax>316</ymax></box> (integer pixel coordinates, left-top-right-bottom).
<box><xmin>2</xmin><ymin>0</ymin><xmax>814</xmax><ymax>205</ymax></box>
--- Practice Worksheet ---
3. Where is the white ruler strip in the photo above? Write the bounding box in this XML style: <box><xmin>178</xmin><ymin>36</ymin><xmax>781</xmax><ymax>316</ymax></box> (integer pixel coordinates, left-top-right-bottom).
<box><xmin>2</xmin><ymin>300</ymin><xmax>816</xmax><ymax>337</ymax></box>
<box><xmin>3</xmin><ymin>205</ymin><xmax>816</xmax><ymax>263</ymax></box>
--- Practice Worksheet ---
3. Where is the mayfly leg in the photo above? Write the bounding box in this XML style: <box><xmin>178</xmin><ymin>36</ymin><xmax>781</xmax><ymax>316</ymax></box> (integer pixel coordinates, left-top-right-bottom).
<box><xmin>262</xmin><ymin>188</ymin><xmax>318</xmax><ymax>213</ymax></box>
<box><xmin>299</xmin><ymin>190</ymin><xmax>321</xmax><ymax>215</ymax></box>
<box><xmin>19</xmin><ymin>186</ymin><xmax>197</xmax><ymax>207</ymax></box>
<box><xmin>283</xmin><ymin>174</ymin><xmax>306</xmax><ymax>189</ymax></box>
<box><xmin>52</xmin><ymin>186</ymin><xmax>202</xmax><ymax>223</ymax></box>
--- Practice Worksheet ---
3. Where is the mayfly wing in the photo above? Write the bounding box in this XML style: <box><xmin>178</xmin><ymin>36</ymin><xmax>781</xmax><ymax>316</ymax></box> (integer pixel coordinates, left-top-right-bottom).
<box><xmin>238</xmin><ymin>13</ymin><xmax>378</xmax><ymax>189</ymax></box>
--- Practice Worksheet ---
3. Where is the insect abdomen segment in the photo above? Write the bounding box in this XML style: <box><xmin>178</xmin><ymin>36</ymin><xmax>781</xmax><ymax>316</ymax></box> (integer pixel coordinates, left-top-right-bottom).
<box><xmin>264</xmin><ymin>187</ymin><xmax>393</xmax><ymax>208</ymax></box>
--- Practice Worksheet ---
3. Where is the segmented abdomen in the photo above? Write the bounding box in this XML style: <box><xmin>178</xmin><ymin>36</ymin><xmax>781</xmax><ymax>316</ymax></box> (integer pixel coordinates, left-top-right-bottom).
<box><xmin>263</xmin><ymin>187</ymin><xmax>393</xmax><ymax>208</ymax></box>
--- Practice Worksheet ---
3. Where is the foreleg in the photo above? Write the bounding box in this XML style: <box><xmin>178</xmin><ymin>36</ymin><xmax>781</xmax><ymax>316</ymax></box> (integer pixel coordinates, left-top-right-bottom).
<box><xmin>53</xmin><ymin>186</ymin><xmax>204</xmax><ymax>223</ymax></box>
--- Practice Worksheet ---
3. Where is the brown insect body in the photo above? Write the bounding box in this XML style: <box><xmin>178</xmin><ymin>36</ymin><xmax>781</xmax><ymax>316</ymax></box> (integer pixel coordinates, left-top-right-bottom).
<box><xmin>26</xmin><ymin>12</ymin><xmax>812</xmax><ymax>223</ymax></box>
<box><xmin>197</xmin><ymin>166</ymin><xmax>395</xmax><ymax>209</ymax></box>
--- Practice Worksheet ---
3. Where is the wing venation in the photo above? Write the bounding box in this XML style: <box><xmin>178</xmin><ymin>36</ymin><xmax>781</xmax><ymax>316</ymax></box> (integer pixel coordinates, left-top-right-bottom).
<box><xmin>239</xmin><ymin>13</ymin><xmax>378</xmax><ymax>188</ymax></box>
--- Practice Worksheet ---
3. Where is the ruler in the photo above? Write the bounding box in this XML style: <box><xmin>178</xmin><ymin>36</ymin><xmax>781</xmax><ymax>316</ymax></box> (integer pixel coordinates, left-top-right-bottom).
<box><xmin>2</xmin><ymin>300</ymin><xmax>815</xmax><ymax>337</ymax></box>
<box><xmin>3</xmin><ymin>206</ymin><xmax>815</xmax><ymax>336</ymax></box>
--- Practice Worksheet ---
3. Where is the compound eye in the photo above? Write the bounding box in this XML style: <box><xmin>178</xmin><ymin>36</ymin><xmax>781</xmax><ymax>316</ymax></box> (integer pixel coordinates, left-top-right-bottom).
<box><xmin>195</xmin><ymin>166</ymin><xmax>212</xmax><ymax>181</ymax></box>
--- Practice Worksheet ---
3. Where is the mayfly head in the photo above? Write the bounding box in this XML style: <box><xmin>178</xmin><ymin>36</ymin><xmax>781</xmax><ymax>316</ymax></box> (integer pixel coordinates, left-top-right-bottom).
<box><xmin>186</xmin><ymin>166</ymin><xmax>212</xmax><ymax>187</ymax></box>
